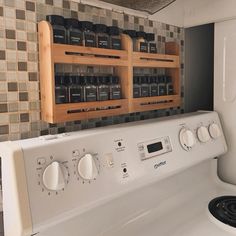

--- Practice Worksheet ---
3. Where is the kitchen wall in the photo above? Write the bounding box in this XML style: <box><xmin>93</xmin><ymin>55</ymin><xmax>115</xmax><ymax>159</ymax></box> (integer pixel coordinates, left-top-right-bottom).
<box><xmin>152</xmin><ymin>0</ymin><xmax>236</xmax><ymax>28</ymax></box>
<box><xmin>0</xmin><ymin>0</ymin><xmax>184</xmax><ymax>141</ymax></box>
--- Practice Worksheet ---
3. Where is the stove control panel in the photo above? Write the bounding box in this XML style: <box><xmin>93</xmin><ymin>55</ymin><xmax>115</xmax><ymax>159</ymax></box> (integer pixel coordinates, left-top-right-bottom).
<box><xmin>138</xmin><ymin>136</ymin><xmax>172</xmax><ymax>160</ymax></box>
<box><xmin>2</xmin><ymin>111</ymin><xmax>227</xmax><ymax>234</ymax></box>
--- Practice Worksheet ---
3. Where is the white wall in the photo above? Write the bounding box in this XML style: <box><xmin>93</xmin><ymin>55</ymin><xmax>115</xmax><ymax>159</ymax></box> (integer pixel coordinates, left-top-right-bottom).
<box><xmin>152</xmin><ymin>0</ymin><xmax>236</xmax><ymax>28</ymax></box>
<box><xmin>149</xmin><ymin>0</ymin><xmax>184</xmax><ymax>27</ymax></box>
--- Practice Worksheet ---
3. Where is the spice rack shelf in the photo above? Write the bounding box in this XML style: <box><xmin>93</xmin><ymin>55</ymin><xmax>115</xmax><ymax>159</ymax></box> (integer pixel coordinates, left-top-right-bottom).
<box><xmin>132</xmin><ymin>51</ymin><xmax>179</xmax><ymax>68</ymax></box>
<box><xmin>38</xmin><ymin>20</ymin><xmax>181</xmax><ymax>123</ymax></box>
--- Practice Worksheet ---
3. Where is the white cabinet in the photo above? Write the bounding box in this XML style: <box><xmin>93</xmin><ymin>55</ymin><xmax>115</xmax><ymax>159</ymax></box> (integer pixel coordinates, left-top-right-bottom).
<box><xmin>215</xmin><ymin>19</ymin><xmax>236</xmax><ymax>184</ymax></box>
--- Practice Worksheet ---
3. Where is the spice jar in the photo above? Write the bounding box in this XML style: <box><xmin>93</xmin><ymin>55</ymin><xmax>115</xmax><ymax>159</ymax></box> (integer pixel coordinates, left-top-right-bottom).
<box><xmin>78</xmin><ymin>21</ymin><xmax>96</xmax><ymax>47</ymax></box>
<box><xmin>68</xmin><ymin>75</ymin><xmax>83</xmax><ymax>103</ymax></box>
<box><xmin>146</xmin><ymin>33</ymin><xmax>157</xmax><ymax>53</ymax></box>
<box><xmin>136</xmin><ymin>31</ymin><xmax>148</xmax><ymax>53</ymax></box>
<box><xmin>133</xmin><ymin>76</ymin><xmax>141</xmax><ymax>98</ymax></box>
<box><xmin>65</xmin><ymin>18</ymin><xmax>83</xmax><ymax>46</ymax></box>
<box><xmin>55</xmin><ymin>74</ymin><xmax>68</xmax><ymax>104</ymax></box>
<box><xmin>107</xmin><ymin>26</ymin><xmax>122</xmax><ymax>50</ymax></box>
<box><xmin>46</xmin><ymin>15</ymin><xmax>66</xmax><ymax>44</ymax></box>
<box><xmin>109</xmin><ymin>76</ymin><xmax>121</xmax><ymax>100</ymax></box>
<box><xmin>97</xmin><ymin>76</ymin><xmax>109</xmax><ymax>101</ymax></box>
<box><xmin>83</xmin><ymin>76</ymin><xmax>97</xmax><ymax>102</ymax></box>
<box><xmin>93</xmin><ymin>24</ymin><xmax>109</xmax><ymax>49</ymax></box>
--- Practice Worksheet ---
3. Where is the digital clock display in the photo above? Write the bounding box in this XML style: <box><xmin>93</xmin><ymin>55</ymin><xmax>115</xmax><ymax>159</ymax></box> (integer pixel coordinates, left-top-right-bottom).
<box><xmin>147</xmin><ymin>142</ymin><xmax>163</xmax><ymax>153</ymax></box>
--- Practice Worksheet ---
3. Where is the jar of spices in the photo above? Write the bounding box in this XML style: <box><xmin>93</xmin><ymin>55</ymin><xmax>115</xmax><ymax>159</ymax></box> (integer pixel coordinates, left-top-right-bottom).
<box><xmin>78</xmin><ymin>21</ymin><xmax>96</xmax><ymax>47</ymax></box>
<box><xmin>136</xmin><ymin>31</ymin><xmax>148</xmax><ymax>53</ymax></box>
<box><xmin>93</xmin><ymin>24</ymin><xmax>110</xmax><ymax>49</ymax></box>
<box><xmin>165</xmin><ymin>76</ymin><xmax>174</xmax><ymax>95</ymax></box>
<box><xmin>46</xmin><ymin>15</ymin><xmax>66</xmax><ymax>44</ymax></box>
<box><xmin>133</xmin><ymin>76</ymin><xmax>141</xmax><ymax>98</ymax></box>
<box><xmin>107</xmin><ymin>26</ymin><xmax>122</xmax><ymax>50</ymax></box>
<box><xmin>157</xmin><ymin>75</ymin><xmax>167</xmax><ymax>96</ymax></box>
<box><xmin>65</xmin><ymin>18</ymin><xmax>83</xmax><ymax>46</ymax></box>
<box><xmin>109</xmin><ymin>76</ymin><xmax>121</xmax><ymax>100</ymax></box>
<box><xmin>55</xmin><ymin>74</ymin><xmax>68</xmax><ymax>104</ymax></box>
<box><xmin>68</xmin><ymin>75</ymin><xmax>83</xmax><ymax>103</ymax></box>
<box><xmin>146</xmin><ymin>33</ymin><xmax>157</xmax><ymax>53</ymax></box>
<box><xmin>140</xmin><ymin>76</ymin><xmax>150</xmax><ymax>97</ymax></box>
<box><xmin>97</xmin><ymin>76</ymin><xmax>109</xmax><ymax>101</ymax></box>
<box><xmin>83</xmin><ymin>76</ymin><xmax>97</xmax><ymax>102</ymax></box>
<box><xmin>149</xmin><ymin>76</ymin><xmax>158</xmax><ymax>96</ymax></box>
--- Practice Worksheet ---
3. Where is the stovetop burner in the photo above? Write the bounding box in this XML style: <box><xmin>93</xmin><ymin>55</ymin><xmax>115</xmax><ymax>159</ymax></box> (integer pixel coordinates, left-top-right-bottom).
<box><xmin>209</xmin><ymin>196</ymin><xmax>236</xmax><ymax>228</ymax></box>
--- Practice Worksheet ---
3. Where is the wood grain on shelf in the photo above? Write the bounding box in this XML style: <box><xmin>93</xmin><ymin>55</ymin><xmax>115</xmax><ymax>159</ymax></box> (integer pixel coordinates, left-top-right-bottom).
<box><xmin>53</xmin><ymin>99</ymin><xmax>128</xmax><ymax>123</ymax></box>
<box><xmin>132</xmin><ymin>52</ymin><xmax>179</xmax><ymax>68</ymax></box>
<box><xmin>131</xmin><ymin>97</ymin><xmax>181</xmax><ymax>113</ymax></box>
<box><xmin>115</xmin><ymin>34</ymin><xmax>133</xmax><ymax>110</ymax></box>
<box><xmin>38</xmin><ymin>21</ymin><xmax>55</xmax><ymax>122</ymax></box>
<box><xmin>52</xmin><ymin>44</ymin><xmax>129</xmax><ymax>67</ymax></box>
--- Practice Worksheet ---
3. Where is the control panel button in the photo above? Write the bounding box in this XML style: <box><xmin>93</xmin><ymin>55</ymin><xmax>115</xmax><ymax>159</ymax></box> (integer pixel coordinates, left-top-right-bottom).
<box><xmin>209</xmin><ymin>123</ymin><xmax>221</xmax><ymax>139</ymax></box>
<box><xmin>179</xmin><ymin>128</ymin><xmax>196</xmax><ymax>151</ymax></box>
<box><xmin>104</xmin><ymin>153</ymin><xmax>114</xmax><ymax>168</ymax></box>
<box><xmin>43</xmin><ymin>161</ymin><xmax>68</xmax><ymax>191</ymax></box>
<box><xmin>197</xmin><ymin>126</ymin><xmax>211</xmax><ymax>143</ymax></box>
<box><xmin>77</xmin><ymin>154</ymin><xmax>98</xmax><ymax>180</ymax></box>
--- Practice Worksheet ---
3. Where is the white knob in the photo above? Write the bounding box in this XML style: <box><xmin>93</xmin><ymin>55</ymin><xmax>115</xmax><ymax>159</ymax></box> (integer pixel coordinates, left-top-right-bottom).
<box><xmin>78</xmin><ymin>154</ymin><xmax>98</xmax><ymax>180</ymax></box>
<box><xmin>209</xmin><ymin>123</ymin><xmax>221</xmax><ymax>139</ymax></box>
<box><xmin>197</xmin><ymin>126</ymin><xmax>211</xmax><ymax>143</ymax></box>
<box><xmin>43</xmin><ymin>161</ymin><xmax>68</xmax><ymax>191</ymax></box>
<box><xmin>179</xmin><ymin>128</ymin><xmax>196</xmax><ymax>151</ymax></box>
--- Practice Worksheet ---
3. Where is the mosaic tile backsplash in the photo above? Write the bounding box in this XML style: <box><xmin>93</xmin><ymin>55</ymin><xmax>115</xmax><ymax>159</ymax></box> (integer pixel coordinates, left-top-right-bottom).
<box><xmin>0</xmin><ymin>0</ymin><xmax>184</xmax><ymax>141</ymax></box>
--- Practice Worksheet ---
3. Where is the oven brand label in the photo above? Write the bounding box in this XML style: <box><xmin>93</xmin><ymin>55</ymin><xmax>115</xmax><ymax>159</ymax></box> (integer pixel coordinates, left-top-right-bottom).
<box><xmin>154</xmin><ymin>161</ymin><xmax>167</xmax><ymax>169</ymax></box>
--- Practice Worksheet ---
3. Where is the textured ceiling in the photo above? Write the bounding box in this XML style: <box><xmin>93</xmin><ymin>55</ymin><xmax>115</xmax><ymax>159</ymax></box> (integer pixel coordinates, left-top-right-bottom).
<box><xmin>99</xmin><ymin>0</ymin><xmax>176</xmax><ymax>14</ymax></box>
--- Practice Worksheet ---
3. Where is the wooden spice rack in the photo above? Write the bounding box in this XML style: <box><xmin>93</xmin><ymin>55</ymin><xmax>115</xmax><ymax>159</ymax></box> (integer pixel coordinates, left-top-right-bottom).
<box><xmin>38</xmin><ymin>21</ymin><xmax>181</xmax><ymax>123</ymax></box>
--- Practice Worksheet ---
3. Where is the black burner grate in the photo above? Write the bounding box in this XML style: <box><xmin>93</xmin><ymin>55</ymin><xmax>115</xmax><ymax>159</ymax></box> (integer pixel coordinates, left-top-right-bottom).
<box><xmin>209</xmin><ymin>196</ymin><xmax>236</xmax><ymax>227</ymax></box>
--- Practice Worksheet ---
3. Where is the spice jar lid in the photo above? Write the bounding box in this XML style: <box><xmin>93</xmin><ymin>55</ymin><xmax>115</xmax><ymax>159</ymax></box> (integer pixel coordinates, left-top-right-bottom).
<box><xmin>46</xmin><ymin>15</ymin><xmax>65</xmax><ymax>26</ymax></box>
<box><xmin>133</xmin><ymin>76</ymin><xmax>140</xmax><ymax>84</ymax></box>
<box><xmin>98</xmin><ymin>76</ymin><xmax>107</xmax><ymax>84</ymax></box>
<box><xmin>145</xmin><ymin>33</ymin><xmax>155</xmax><ymax>42</ymax></box>
<box><xmin>78</xmin><ymin>21</ymin><xmax>93</xmax><ymax>31</ymax></box>
<box><xmin>141</xmin><ymin>76</ymin><xmax>149</xmax><ymax>84</ymax></box>
<box><xmin>65</xmin><ymin>18</ymin><xmax>79</xmax><ymax>28</ymax></box>
<box><xmin>123</xmin><ymin>30</ymin><xmax>137</xmax><ymax>38</ymax></box>
<box><xmin>136</xmin><ymin>31</ymin><xmax>146</xmax><ymax>38</ymax></box>
<box><xmin>112</xmin><ymin>76</ymin><xmax>119</xmax><ymax>84</ymax></box>
<box><xmin>107</xmin><ymin>26</ymin><xmax>120</xmax><ymax>36</ymax></box>
<box><xmin>93</xmin><ymin>24</ymin><xmax>107</xmax><ymax>33</ymax></box>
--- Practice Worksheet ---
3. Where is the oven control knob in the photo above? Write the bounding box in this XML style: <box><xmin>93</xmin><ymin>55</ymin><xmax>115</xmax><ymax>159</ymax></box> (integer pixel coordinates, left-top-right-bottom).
<box><xmin>197</xmin><ymin>126</ymin><xmax>211</xmax><ymax>143</ymax></box>
<box><xmin>209</xmin><ymin>123</ymin><xmax>221</xmax><ymax>139</ymax></box>
<box><xmin>43</xmin><ymin>161</ymin><xmax>68</xmax><ymax>191</ymax></box>
<box><xmin>78</xmin><ymin>154</ymin><xmax>98</xmax><ymax>180</ymax></box>
<box><xmin>179</xmin><ymin>128</ymin><xmax>196</xmax><ymax>151</ymax></box>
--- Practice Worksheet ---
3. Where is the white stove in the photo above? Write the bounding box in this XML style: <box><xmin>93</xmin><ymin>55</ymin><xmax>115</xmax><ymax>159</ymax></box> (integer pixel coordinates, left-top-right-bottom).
<box><xmin>1</xmin><ymin>111</ymin><xmax>236</xmax><ymax>236</ymax></box>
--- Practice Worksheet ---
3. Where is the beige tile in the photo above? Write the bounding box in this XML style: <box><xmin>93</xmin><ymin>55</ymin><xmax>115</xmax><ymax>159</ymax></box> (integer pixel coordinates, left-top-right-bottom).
<box><xmin>17</xmin><ymin>72</ymin><xmax>28</xmax><ymax>81</ymax></box>
<box><xmin>9</xmin><ymin>133</ymin><xmax>20</xmax><ymax>141</ymax></box>
<box><xmin>16</xmin><ymin>0</ymin><xmax>25</xmax><ymax>9</ymax></box>
<box><xmin>5</xmin><ymin>18</ymin><xmax>16</xmax><ymax>29</ymax></box>
<box><xmin>10</xmin><ymin>124</ymin><xmax>20</xmax><ymax>133</ymax></box>
<box><xmin>6</xmin><ymin>72</ymin><xmax>17</xmax><ymax>81</ymax></box>
<box><xmin>6</xmin><ymin>50</ymin><xmax>17</xmax><ymax>61</ymax></box>
<box><xmin>8</xmin><ymin>102</ymin><xmax>18</xmax><ymax>112</ymax></box>
<box><xmin>0</xmin><ymin>61</ymin><xmax>6</xmax><ymax>71</ymax></box>
<box><xmin>6</xmin><ymin>40</ymin><xmax>16</xmax><ymax>50</ymax></box>
<box><xmin>19</xmin><ymin>102</ymin><xmax>29</xmax><ymax>111</ymax></box>
<box><xmin>9</xmin><ymin>113</ymin><xmax>19</xmax><ymax>123</ymax></box>
<box><xmin>16</xmin><ymin>20</ymin><xmax>26</xmax><ymax>30</ymax></box>
<box><xmin>7</xmin><ymin>92</ymin><xmax>18</xmax><ymax>102</ymax></box>
<box><xmin>0</xmin><ymin>114</ymin><xmax>9</xmax><ymax>124</ymax></box>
